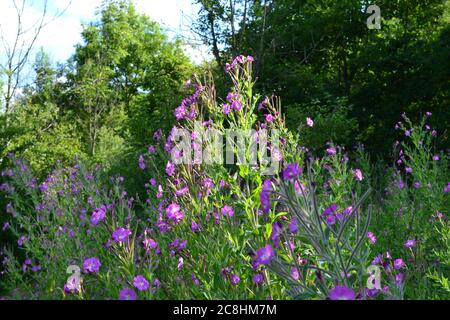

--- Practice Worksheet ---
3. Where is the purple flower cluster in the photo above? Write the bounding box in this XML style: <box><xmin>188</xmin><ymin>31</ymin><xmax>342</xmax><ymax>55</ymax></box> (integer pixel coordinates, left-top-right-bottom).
<box><xmin>133</xmin><ymin>275</ymin><xmax>150</xmax><ymax>291</ymax></box>
<box><xmin>353</xmin><ymin>168</ymin><xmax>364</xmax><ymax>181</ymax></box>
<box><xmin>64</xmin><ymin>276</ymin><xmax>81</xmax><ymax>294</ymax></box>
<box><xmin>169</xmin><ymin>239</ymin><xmax>187</xmax><ymax>256</ymax></box>
<box><xmin>444</xmin><ymin>182</ymin><xmax>450</xmax><ymax>193</ymax></box>
<box><xmin>143</xmin><ymin>238</ymin><xmax>160</xmax><ymax>254</ymax></box>
<box><xmin>90</xmin><ymin>205</ymin><xmax>107</xmax><ymax>225</ymax></box>
<box><xmin>221</xmin><ymin>205</ymin><xmax>234</xmax><ymax>217</ymax></box>
<box><xmin>166</xmin><ymin>203</ymin><xmax>184</xmax><ymax>224</ymax></box>
<box><xmin>321</xmin><ymin>203</ymin><xmax>338</xmax><ymax>225</ymax></box>
<box><xmin>83</xmin><ymin>257</ymin><xmax>101</xmax><ymax>273</ymax></box>
<box><xmin>282</xmin><ymin>163</ymin><xmax>302</xmax><ymax>181</ymax></box>
<box><xmin>254</xmin><ymin>244</ymin><xmax>275</xmax><ymax>267</ymax></box>
<box><xmin>138</xmin><ymin>155</ymin><xmax>146</xmax><ymax>170</ymax></box>
<box><xmin>119</xmin><ymin>288</ymin><xmax>137</xmax><ymax>300</ymax></box>
<box><xmin>173</xmin><ymin>84</ymin><xmax>202</xmax><ymax>121</ymax></box>
<box><xmin>166</xmin><ymin>160</ymin><xmax>175</xmax><ymax>176</ymax></box>
<box><xmin>225</xmin><ymin>55</ymin><xmax>254</xmax><ymax>72</ymax></box>
<box><xmin>367</xmin><ymin>232</ymin><xmax>377</xmax><ymax>245</ymax></box>
<box><xmin>112</xmin><ymin>227</ymin><xmax>132</xmax><ymax>243</ymax></box>
<box><xmin>260</xmin><ymin>179</ymin><xmax>272</xmax><ymax>214</ymax></box>
<box><xmin>328</xmin><ymin>285</ymin><xmax>355</xmax><ymax>300</ymax></box>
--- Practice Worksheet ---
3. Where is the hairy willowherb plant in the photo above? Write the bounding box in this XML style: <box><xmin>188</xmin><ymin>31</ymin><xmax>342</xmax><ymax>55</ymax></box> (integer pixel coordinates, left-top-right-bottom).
<box><xmin>257</xmin><ymin>161</ymin><xmax>373</xmax><ymax>299</ymax></box>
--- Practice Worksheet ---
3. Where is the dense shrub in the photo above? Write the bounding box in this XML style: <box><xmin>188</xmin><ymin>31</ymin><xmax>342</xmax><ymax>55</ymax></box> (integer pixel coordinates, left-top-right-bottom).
<box><xmin>0</xmin><ymin>57</ymin><xmax>448</xmax><ymax>300</ymax></box>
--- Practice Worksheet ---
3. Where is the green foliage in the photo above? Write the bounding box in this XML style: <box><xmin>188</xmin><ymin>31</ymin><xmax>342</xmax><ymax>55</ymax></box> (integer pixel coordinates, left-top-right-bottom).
<box><xmin>195</xmin><ymin>0</ymin><xmax>450</xmax><ymax>156</ymax></box>
<box><xmin>0</xmin><ymin>0</ymin><xmax>449</xmax><ymax>301</ymax></box>
<box><xmin>286</xmin><ymin>94</ymin><xmax>358</xmax><ymax>151</ymax></box>
<box><xmin>371</xmin><ymin>114</ymin><xmax>450</xmax><ymax>299</ymax></box>
<box><xmin>66</xmin><ymin>0</ymin><xmax>193</xmax><ymax>152</ymax></box>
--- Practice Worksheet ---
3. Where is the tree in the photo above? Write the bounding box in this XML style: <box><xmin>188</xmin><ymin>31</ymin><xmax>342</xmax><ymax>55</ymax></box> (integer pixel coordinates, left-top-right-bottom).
<box><xmin>194</xmin><ymin>0</ymin><xmax>450</xmax><ymax>156</ymax></box>
<box><xmin>0</xmin><ymin>0</ymin><xmax>71</xmax><ymax>116</ymax></box>
<box><xmin>1</xmin><ymin>50</ymin><xmax>83</xmax><ymax>175</ymax></box>
<box><xmin>62</xmin><ymin>0</ymin><xmax>193</xmax><ymax>163</ymax></box>
<box><xmin>0</xmin><ymin>0</ymin><xmax>71</xmax><ymax>171</ymax></box>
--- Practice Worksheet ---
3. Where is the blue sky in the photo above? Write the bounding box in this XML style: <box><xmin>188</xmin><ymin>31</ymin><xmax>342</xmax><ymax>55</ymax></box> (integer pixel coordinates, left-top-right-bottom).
<box><xmin>0</xmin><ymin>0</ymin><xmax>210</xmax><ymax>65</ymax></box>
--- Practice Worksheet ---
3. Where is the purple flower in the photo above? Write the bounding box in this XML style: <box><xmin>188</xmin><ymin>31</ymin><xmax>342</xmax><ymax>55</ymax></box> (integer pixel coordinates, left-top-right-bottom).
<box><xmin>119</xmin><ymin>288</ymin><xmax>137</xmax><ymax>300</ymax></box>
<box><xmin>143</xmin><ymin>238</ymin><xmax>159</xmax><ymax>252</ymax></box>
<box><xmin>112</xmin><ymin>227</ymin><xmax>132</xmax><ymax>243</ymax></box>
<box><xmin>227</xmin><ymin>92</ymin><xmax>237</xmax><ymax>102</ymax></box>
<box><xmin>17</xmin><ymin>236</ymin><xmax>27</xmax><ymax>246</ymax></box>
<box><xmin>365</xmin><ymin>288</ymin><xmax>380</xmax><ymax>298</ymax></box>
<box><xmin>232</xmin><ymin>100</ymin><xmax>242</xmax><ymax>111</ymax></box>
<box><xmin>175</xmin><ymin>186</ymin><xmax>189</xmax><ymax>196</ymax></box>
<box><xmin>444</xmin><ymin>183</ymin><xmax>450</xmax><ymax>193</ymax></box>
<box><xmin>147</xmin><ymin>145</ymin><xmax>156</xmax><ymax>154</ymax></box>
<box><xmin>413</xmin><ymin>181</ymin><xmax>421</xmax><ymax>189</ymax></box>
<box><xmin>372</xmin><ymin>254</ymin><xmax>382</xmax><ymax>265</ymax></box>
<box><xmin>177</xmin><ymin>257</ymin><xmax>184</xmax><ymax>270</ymax></box>
<box><xmin>202</xmin><ymin>177</ymin><xmax>214</xmax><ymax>190</ymax></box>
<box><xmin>90</xmin><ymin>205</ymin><xmax>107</xmax><ymax>225</ymax></box>
<box><xmin>153</xmin><ymin>279</ymin><xmax>161</xmax><ymax>290</ymax></box>
<box><xmin>405</xmin><ymin>167</ymin><xmax>413</xmax><ymax>174</ymax></box>
<box><xmin>252</xmin><ymin>274</ymin><xmax>264</xmax><ymax>285</ymax></box>
<box><xmin>260</xmin><ymin>190</ymin><xmax>271</xmax><ymax>214</ymax></box>
<box><xmin>166</xmin><ymin>161</ymin><xmax>175</xmax><ymax>176</ymax></box>
<box><xmin>83</xmin><ymin>257</ymin><xmax>101</xmax><ymax>273</ymax></box>
<box><xmin>170</xmin><ymin>239</ymin><xmax>187</xmax><ymax>254</ymax></box>
<box><xmin>291</xmin><ymin>267</ymin><xmax>300</xmax><ymax>281</ymax></box>
<box><xmin>282</xmin><ymin>163</ymin><xmax>302</xmax><ymax>180</ymax></box>
<box><xmin>425</xmin><ymin>111</ymin><xmax>432</xmax><ymax>117</ymax></box>
<box><xmin>432</xmin><ymin>155</ymin><xmax>440</xmax><ymax>161</ymax></box>
<box><xmin>258</xmin><ymin>96</ymin><xmax>269</xmax><ymax>110</ymax></box>
<box><xmin>393</xmin><ymin>258</ymin><xmax>405</xmax><ymax>270</ymax></box>
<box><xmin>166</xmin><ymin>203</ymin><xmax>184</xmax><ymax>224</ymax></box>
<box><xmin>133</xmin><ymin>275</ymin><xmax>150</xmax><ymax>291</ymax></box>
<box><xmin>254</xmin><ymin>244</ymin><xmax>275</xmax><ymax>266</ymax></box>
<box><xmin>192</xmin><ymin>274</ymin><xmax>201</xmax><ymax>286</ymax></box>
<box><xmin>395</xmin><ymin>273</ymin><xmax>405</xmax><ymax>286</ymax></box>
<box><xmin>230</xmin><ymin>274</ymin><xmax>240</xmax><ymax>285</ymax></box>
<box><xmin>367</xmin><ymin>232</ymin><xmax>377</xmax><ymax>245</ymax></box>
<box><xmin>342</xmin><ymin>206</ymin><xmax>353</xmax><ymax>216</ymax></box>
<box><xmin>221</xmin><ymin>205</ymin><xmax>234</xmax><ymax>217</ymax></box>
<box><xmin>191</xmin><ymin>220</ymin><xmax>200</xmax><ymax>232</ymax></box>
<box><xmin>328</xmin><ymin>285</ymin><xmax>356</xmax><ymax>300</ymax></box>
<box><xmin>326</xmin><ymin>215</ymin><xmax>336</xmax><ymax>225</ymax></box>
<box><xmin>265</xmin><ymin>114</ymin><xmax>274</xmax><ymax>123</ymax></box>
<box><xmin>326</xmin><ymin>147</ymin><xmax>337</xmax><ymax>155</ymax></box>
<box><xmin>157</xmin><ymin>185</ymin><xmax>163</xmax><ymax>198</ymax></box>
<box><xmin>222</xmin><ymin>103</ymin><xmax>231</xmax><ymax>115</ymax></box>
<box><xmin>270</xmin><ymin>222</ymin><xmax>282</xmax><ymax>247</ymax></box>
<box><xmin>32</xmin><ymin>265</ymin><xmax>41</xmax><ymax>272</ymax></box>
<box><xmin>39</xmin><ymin>182</ymin><xmax>49</xmax><ymax>193</ymax></box>
<box><xmin>354</xmin><ymin>169</ymin><xmax>364</xmax><ymax>182</ymax></box>
<box><xmin>138</xmin><ymin>155</ymin><xmax>145</xmax><ymax>170</ymax></box>
<box><xmin>64</xmin><ymin>276</ymin><xmax>81</xmax><ymax>294</ymax></box>
<box><xmin>306</xmin><ymin>117</ymin><xmax>314</xmax><ymax>127</ymax></box>
<box><xmin>405</xmin><ymin>130</ymin><xmax>411</xmax><ymax>137</ymax></box>
<box><xmin>322</xmin><ymin>203</ymin><xmax>337</xmax><ymax>217</ymax></box>
<box><xmin>174</xmin><ymin>104</ymin><xmax>187</xmax><ymax>121</ymax></box>
<box><xmin>288</xmin><ymin>218</ymin><xmax>298</xmax><ymax>234</ymax></box>
<box><xmin>294</xmin><ymin>181</ymin><xmax>305</xmax><ymax>194</ymax></box>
